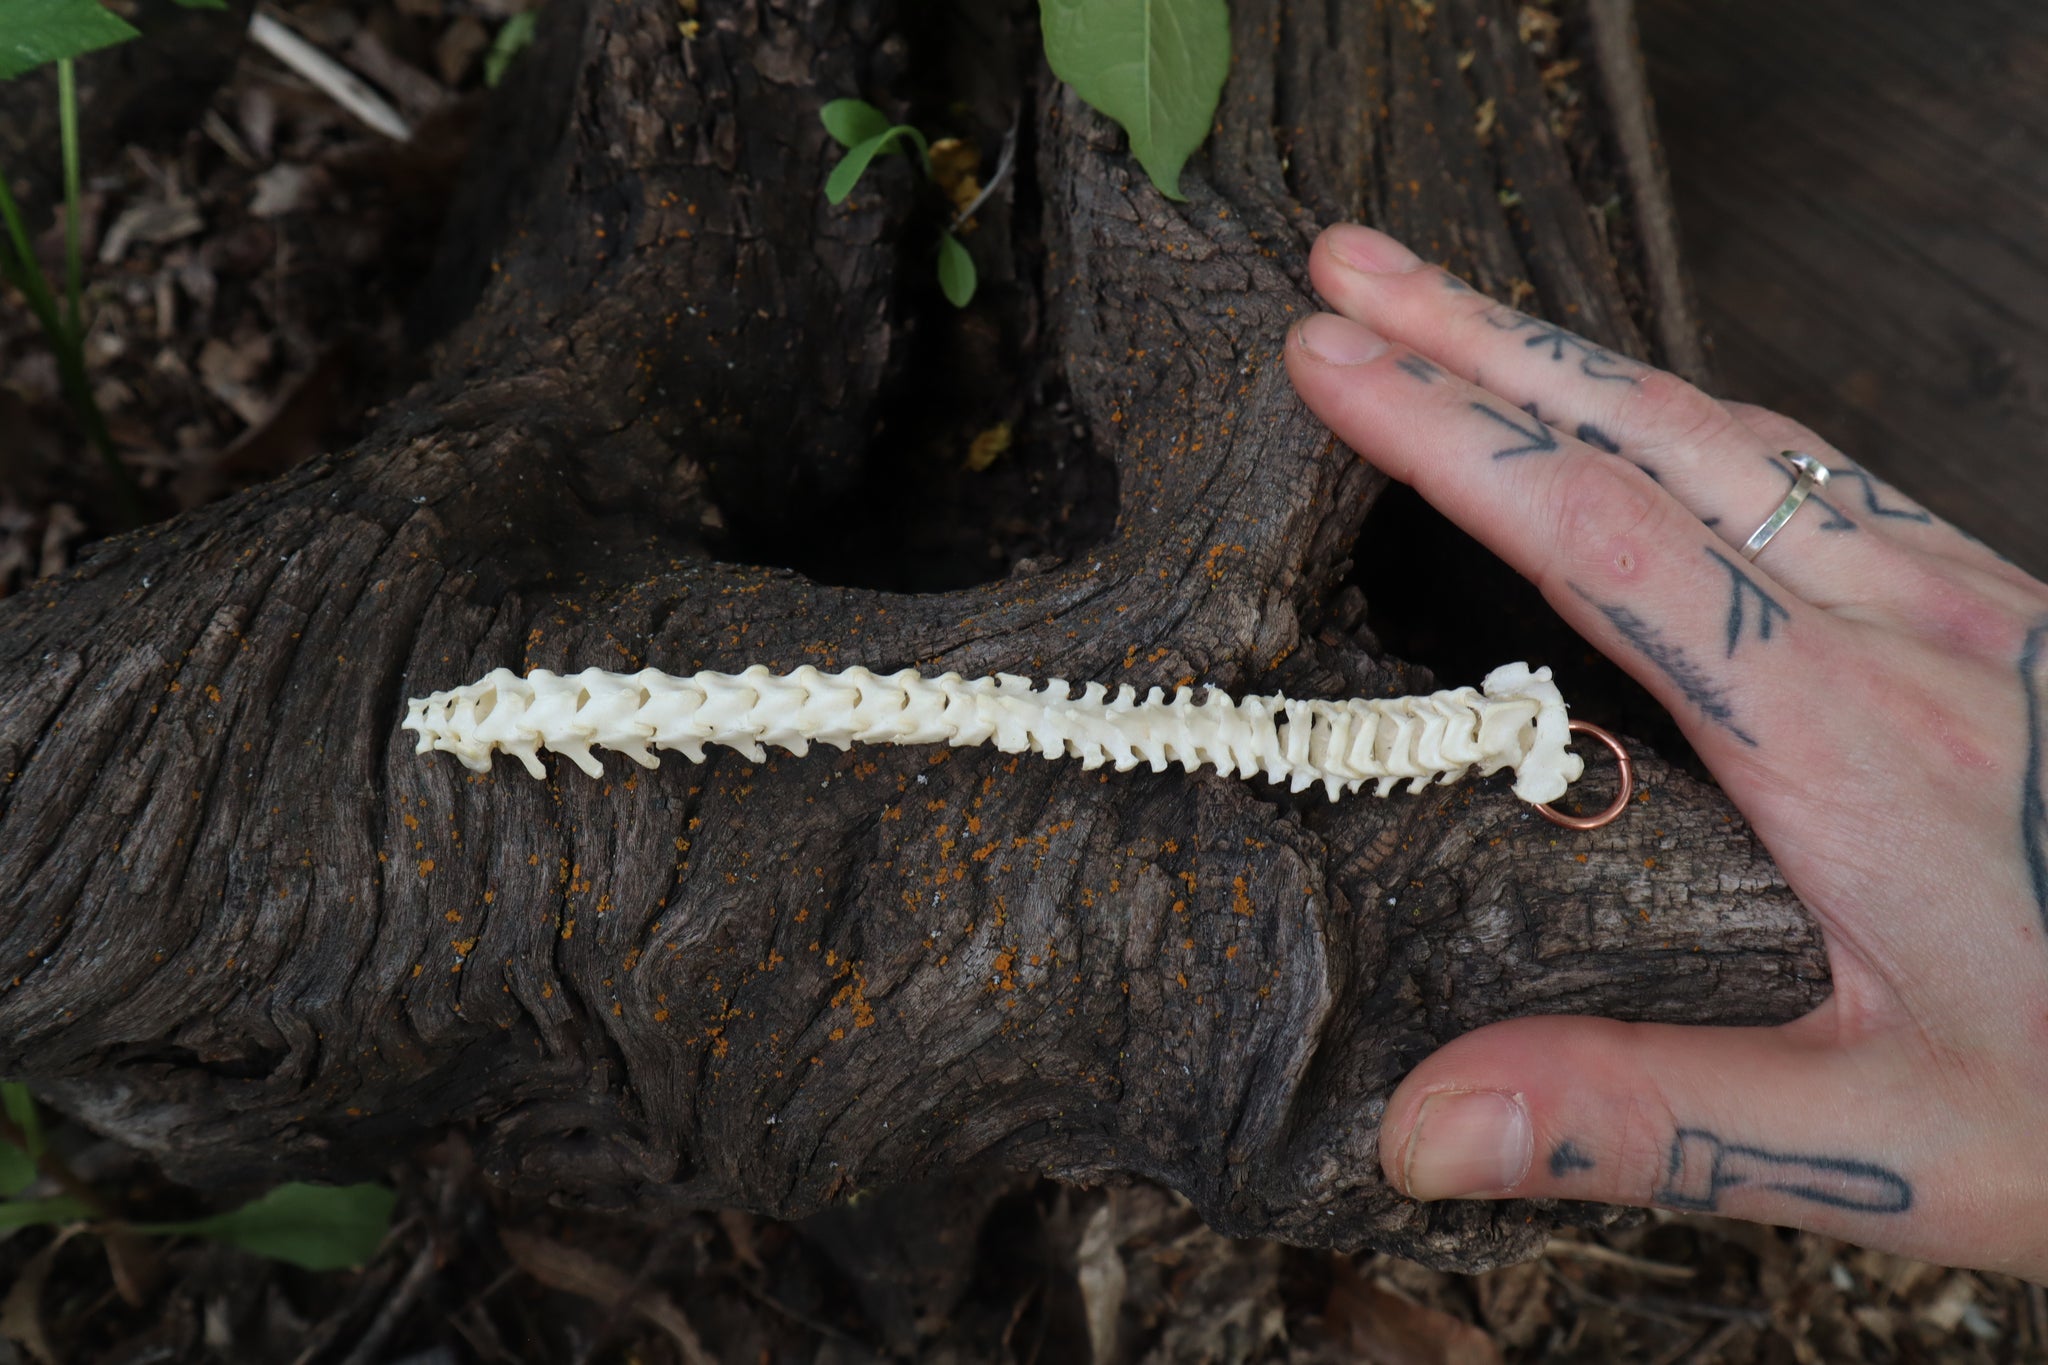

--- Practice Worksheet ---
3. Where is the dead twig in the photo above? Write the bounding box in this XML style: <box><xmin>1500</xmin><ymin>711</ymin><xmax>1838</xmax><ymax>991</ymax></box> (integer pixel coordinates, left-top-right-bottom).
<box><xmin>1660</xmin><ymin>1318</ymin><xmax>1747</xmax><ymax>1365</ymax></box>
<box><xmin>1544</xmin><ymin>1262</ymin><xmax>1769</xmax><ymax>1332</ymax></box>
<box><xmin>248</xmin><ymin>11</ymin><xmax>412</xmax><ymax>142</ymax></box>
<box><xmin>721</xmin><ymin>1269</ymin><xmax>863</xmax><ymax>1346</ymax></box>
<box><xmin>336</xmin><ymin>1236</ymin><xmax>440</xmax><ymax>1365</ymax></box>
<box><xmin>500</xmin><ymin>1228</ymin><xmax>716</xmax><ymax>1365</ymax></box>
<box><xmin>1543</xmin><ymin>1235</ymin><xmax>1699</xmax><ymax>1283</ymax></box>
<box><xmin>1584</xmin><ymin>0</ymin><xmax>1710</xmax><ymax>386</ymax></box>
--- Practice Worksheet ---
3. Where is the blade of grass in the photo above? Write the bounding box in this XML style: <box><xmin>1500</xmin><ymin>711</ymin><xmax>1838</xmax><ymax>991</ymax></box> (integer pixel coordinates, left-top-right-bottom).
<box><xmin>0</xmin><ymin>172</ymin><xmax>68</xmax><ymax>350</ymax></box>
<box><xmin>57</xmin><ymin>58</ymin><xmax>82</xmax><ymax>341</ymax></box>
<box><xmin>0</xmin><ymin>80</ymin><xmax>144</xmax><ymax>527</ymax></box>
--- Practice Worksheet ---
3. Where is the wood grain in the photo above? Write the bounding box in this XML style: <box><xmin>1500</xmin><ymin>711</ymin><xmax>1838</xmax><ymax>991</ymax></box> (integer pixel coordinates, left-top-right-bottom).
<box><xmin>1643</xmin><ymin>0</ymin><xmax>2048</xmax><ymax>576</ymax></box>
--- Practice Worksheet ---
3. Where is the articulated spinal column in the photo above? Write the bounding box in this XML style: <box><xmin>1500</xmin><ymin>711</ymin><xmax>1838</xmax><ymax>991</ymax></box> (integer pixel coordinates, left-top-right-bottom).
<box><xmin>403</xmin><ymin>662</ymin><xmax>1582</xmax><ymax>804</ymax></box>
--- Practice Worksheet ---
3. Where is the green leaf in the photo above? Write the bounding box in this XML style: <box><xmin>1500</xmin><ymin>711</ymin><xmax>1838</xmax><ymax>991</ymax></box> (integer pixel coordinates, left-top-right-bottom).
<box><xmin>139</xmin><ymin>1182</ymin><xmax>396</xmax><ymax>1271</ymax></box>
<box><xmin>168</xmin><ymin>0</ymin><xmax>229</xmax><ymax>9</ymax></box>
<box><xmin>0</xmin><ymin>1145</ymin><xmax>34</xmax><ymax>1199</ymax></box>
<box><xmin>0</xmin><ymin>1084</ymin><xmax>41</xmax><ymax>1197</ymax></box>
<box><xmin>0</xmin><ymin>0</ymin><xmax>141</xmax><ymax>81</ymax></box>
<box><xmin>1038</xmin><ymin>0</ymin><xmax>1230</xmax><ymax>200</ymax></box>
<box><xmin>3</xmin><ymin>1084</ymin><xmax>43</xmax><ymax>1158</ymax></box>
<box><xmin>0</xmin><ymin>1195</ymin><xmax>89</xmax><ymax>1229</ymax></box>
<box><xmin>936</xmin><ymin>231</ymin><xmax>976</xmax><ymax>308</ymax></box>
<box><xmin>483</xmin><ymin>11</ymin><xmax>538</xmax><ymax>89</ymax></box>
<box><xmin>820</xmin><ymin>98</ymin><xmax>891</xmax><ymax>149</ymax></box>
<box><xmin>823</xmin><ymin>125</ymin><xmax>930</xmax><ymax>205</ymax></box>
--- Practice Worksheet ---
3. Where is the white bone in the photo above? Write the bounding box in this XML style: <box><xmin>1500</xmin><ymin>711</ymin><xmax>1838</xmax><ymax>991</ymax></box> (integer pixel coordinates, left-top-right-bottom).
<box><xmin>401</xmin><ymin>662</ymin><xmax>1584</xmax><ymax>804</ymax></box>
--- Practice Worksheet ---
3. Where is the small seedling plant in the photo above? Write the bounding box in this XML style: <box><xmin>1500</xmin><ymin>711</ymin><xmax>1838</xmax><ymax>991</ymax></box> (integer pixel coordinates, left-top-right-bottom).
<box><xmin>0</xmin><ymin>1082</ymin><xmax>394</xmax><ymax>1273</ymax></box>
<box><xmin>821</xmin><ymin>0</ymin><xmax>1231</xmax><ymax>308</ymax></box>
<box><xmin>0</xmin><ymin>0</ymin><xmax>242</xmax><ymax>525</ymax></box>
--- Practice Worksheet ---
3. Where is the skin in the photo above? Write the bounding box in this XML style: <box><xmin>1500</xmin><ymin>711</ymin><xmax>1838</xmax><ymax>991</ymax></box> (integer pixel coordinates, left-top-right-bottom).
<box><xmin>1283</xmin><ymin>223</ymin><xmax>2048</xmax><ymax>1283</ymax></box>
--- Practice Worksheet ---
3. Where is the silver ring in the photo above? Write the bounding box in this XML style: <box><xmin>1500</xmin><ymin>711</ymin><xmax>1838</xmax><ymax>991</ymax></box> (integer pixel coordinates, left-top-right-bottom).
<box><xmin>1741</xmin><ymin>451</ymin><xmax>1832</xmax><ymax>561</ymax></box>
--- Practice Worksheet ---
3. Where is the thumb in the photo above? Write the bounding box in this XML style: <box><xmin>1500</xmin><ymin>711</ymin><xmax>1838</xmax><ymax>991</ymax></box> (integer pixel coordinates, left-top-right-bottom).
<box><xmin>1380</xmin><ymin>1014</ymin><xmax>1934</xmax><ymax>1243</ymax></box>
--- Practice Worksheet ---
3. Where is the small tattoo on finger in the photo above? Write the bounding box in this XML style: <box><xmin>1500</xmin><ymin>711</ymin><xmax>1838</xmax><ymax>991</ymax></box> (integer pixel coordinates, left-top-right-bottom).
<box><xmin>1765</xmin><ymin>453</ymin><xmax>1857</xmax><ymax>530</ymax></box>
<box><xmin>1396</xmin><ymin>353</ymin><xmax>1447</xmax><ymax>384</ymax></box>
<box><xmin>1472</xmin><ymin>401</ymin><xmax>1559</xmax><ymax>459</ymax></box>
<box><xmin>1549</xmin><ymin>1141</ymin><xmax>1596</xmax><ymax>1177</ymax></box>
<box><xmin>1831</xmin><ymin>466</ymin><xmax>1933</xmax><ymax>522</ymax></box>
<box><xmin>1656</xmin><ymin>1127</ymin><xmax>1912</xmax><ymax>1215</ymax></box>
<box><xmin>1481</xmin><ymin>307</ymin><xmax>1640</xmax><ymax>383</ymax></box>
<box><xmin>2022</xmin><ymin>622</ymin><xmax>2048</xmax><ymax>933</ymax></box>
<box><xmin>1569</xmin><ymin>584</ymin><xmax>1757</xmax><ymax>746</ymax></box>
<box><xmin>1577</xmin><ymin>422</ymin><xmax>1622</xmax><ymax>454</ymax></box>
<box><xmin>1706</xmin><ymin>547</ymin><xmax>1791</xmax><ymax>657</ymax></box>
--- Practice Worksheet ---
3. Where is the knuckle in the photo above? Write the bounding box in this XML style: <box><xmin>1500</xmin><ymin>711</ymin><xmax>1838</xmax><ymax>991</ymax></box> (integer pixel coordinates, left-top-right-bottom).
<box><xmin>1620</xmin><ymin>369</ymin><xmax>1740</xmax><ymax>457</ymax></box>
<box><xmin>1905</xmin><ymin>563</ymin><xmax>2042</xmax><ymax>658</ymax></box>
<box><xmin>1726</xmin><ymin>400</ymin><xmax>1822</xmax><ymax>450</ymax></box>
<box><xmin>1540</xmin><ymin>456</ymin><xmax>1672</xmax><ymax>592</ymax></box>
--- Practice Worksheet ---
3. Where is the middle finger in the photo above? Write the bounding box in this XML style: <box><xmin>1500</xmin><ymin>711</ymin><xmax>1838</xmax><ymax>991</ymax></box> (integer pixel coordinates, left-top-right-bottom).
<box><xmin>1306</xmin><ymin>225</ymin><xmax>1906</xmax><ymax>607</ymax></box>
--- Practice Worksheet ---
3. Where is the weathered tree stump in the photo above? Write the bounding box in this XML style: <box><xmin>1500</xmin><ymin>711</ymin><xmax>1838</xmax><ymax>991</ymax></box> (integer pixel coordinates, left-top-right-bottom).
<box><xmin>0</xmin><ymin>0</ymin><xmax>1827</xmax><ymax>1272</ymax></box>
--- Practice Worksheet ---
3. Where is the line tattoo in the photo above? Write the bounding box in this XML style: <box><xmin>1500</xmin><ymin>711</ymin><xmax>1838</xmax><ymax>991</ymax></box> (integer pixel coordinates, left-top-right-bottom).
<box><xmin>1472</xmin><ymin>401</ymin><xmax>1559</xmax><ymax>459</ymax></box>
<box><xmin>1580</xmin><ymin>423</ymin><xmax>1696</xmax><ymax>513</ymax></box>
<box><xmin>2023</xmin><ymin>623</ymin><xmax>2048</xmax><ymax>933</ymax></box>
<box><xmin>1396</xmin><ymin>353</ymin><xmax>1446</xmax><ymax>384</ymax></box>
<box><xmin>1829</xmin><ymin>467</ymin><xmax>1933</xmax><ymax>522</ymax></box>
<box><xmin>1480</xmin><ymin>307</ymin><xmax>1639</xmax><ymax>382</ymax></box>
<box><xmin>1576</xmin><ymin>422</ymin><xmax>1622</xmax><ymax>453</ymax></box>
<box><xmin>1764</xmin><ymin>453</ymin><xmax>1856</xmax><ymax>531</ymax></box>
<box><xmin>1548</xmin><ymin>1141</ymin><xmax>1596</xmax><ymax>1177</ymax></box>
<box><xmin>1656</xmin><ymin>1127</ymin><xmax>1912</xmax><ymax>1215</ymax></box>
<box><xmin>1441</xmin><ymin>271</ymin><xmax>1477</xmax><ymax>294</ymax></box>
<box><xmin>1570</xmin><ymin>585</ymin><xmax>1757</xmax><ymax>746</ymax></box>
<box><xmin>1705</xmin><ymin>547</ymin><xmax>1790</xmax><ymax>657</ymax></box>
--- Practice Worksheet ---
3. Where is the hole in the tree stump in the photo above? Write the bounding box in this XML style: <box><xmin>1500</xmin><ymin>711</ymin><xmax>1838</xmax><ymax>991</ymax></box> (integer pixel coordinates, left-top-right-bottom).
<box><xmin>703</xmin><ymin>5</ymin><xmax>1119</xmax><ymax>595</ymax></box>
<box><xmin>1349</xmin><ymin>484</ymin><xmax>1700</xmax><ymax>779</ymax></box>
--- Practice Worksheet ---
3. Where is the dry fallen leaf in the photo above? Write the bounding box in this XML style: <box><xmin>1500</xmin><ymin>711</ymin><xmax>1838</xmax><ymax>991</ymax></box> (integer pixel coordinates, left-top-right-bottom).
<box><xmin>249</xmin><ymin>164</ymin><xmax>322</xmax><ymax>219</ymax></box>
<box><xmin>964</xmin><ymin>422</ymin><xmax>1011</xmax><ymax>472</ymax></box>
<box><xmin>929</xmin><ymin>137</ymin><xmax>983</xmax><ymax>215</ymax></box>
<box><xmin>1326</xmin><ymin>1256</ymin><xmax>1503</xmax><ymax>1365</ymax></box>
<box><xmin>716</xmin><ymin>1208</ymin><xmax>764</xmax><ymax>1272</ymax></box>
<box><xmin>100</xmin><ymin>199</ymin><xmax>205</xmax><ymax>266</ymax></box>
<box><xmin>1073</xmin><ymin>1200</ymin><xmax>1125</xmax><ymax>1365</ymax></box>
<box><xmin>198</xmin><ymin>332</ymin><xmax>279</xmax><ymax>428</ymax></box>
<box><xmin>1516</xmin><ymin>4</ymin><xmax>1561</xmax><ymax>45</ymax></box>
<box><xmin>1472</xmin><ymin>1258</ymin><xmax>1550</xmax><ymax>1350</ymax></box>
<box><xmin>0</xmin><ymin>1227</ymin><xmax>81</xmax><ymax>1365</ymax></box>
<box><xmin>435</xmin><ymin>15</ymin><xmax>491</xmax><ymax>86</ymax></box>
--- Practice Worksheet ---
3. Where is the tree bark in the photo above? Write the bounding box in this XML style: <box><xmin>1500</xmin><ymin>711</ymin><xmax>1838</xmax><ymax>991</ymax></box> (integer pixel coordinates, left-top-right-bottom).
<box><xmin>0</xmin><ymin>0</ymin><xmax>1828</xmax><ymax>1272</ymax></box>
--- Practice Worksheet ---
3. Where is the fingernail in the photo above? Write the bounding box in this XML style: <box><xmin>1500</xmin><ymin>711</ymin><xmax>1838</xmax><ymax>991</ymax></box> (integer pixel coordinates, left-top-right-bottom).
<box><xmin>1324</xmin><ymin>223</ymin><xmax>1425</xmax><ymax>274</ymax></box>
<box><xmin>1400</xmin><ymin>1091</ymin><xmax>1533</xmax><ymax>1200</ymax></box>
<box><xmin>1296</xmin><ymin>313</ymin><xmax>1389</xmax><ymax>366</ymax></box>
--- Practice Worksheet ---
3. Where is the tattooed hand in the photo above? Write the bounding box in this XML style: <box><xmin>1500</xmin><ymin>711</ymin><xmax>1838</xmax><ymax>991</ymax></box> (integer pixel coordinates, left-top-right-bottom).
<box><xmin>1285</xmin><ymin>223</ymin><xmax>2048</xmax><ymax>1282</ymax></box>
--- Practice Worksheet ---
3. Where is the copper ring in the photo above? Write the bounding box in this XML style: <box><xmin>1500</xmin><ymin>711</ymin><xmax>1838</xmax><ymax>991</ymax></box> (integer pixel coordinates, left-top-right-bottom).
<box><xmin>1535</xmin><ymin>721</ymin><xmax>1632</xmax><ymax>830</ymax></box>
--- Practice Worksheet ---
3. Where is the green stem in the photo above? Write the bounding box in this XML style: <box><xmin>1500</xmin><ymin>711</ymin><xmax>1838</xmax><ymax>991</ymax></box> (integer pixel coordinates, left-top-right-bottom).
<box><xmin>57</xmin><ymin>60</ymin><xmax>83</xmax><ymax>343</ymax></box>
<box><xmin>0</xmin><ymin>171</ymin><xmax>61</xmax><ymax>337</ymax></box>
<box><xmin>0</xmin><ymin>100</ymin><xmax>144</xmax><ymax>529</ymax></box>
